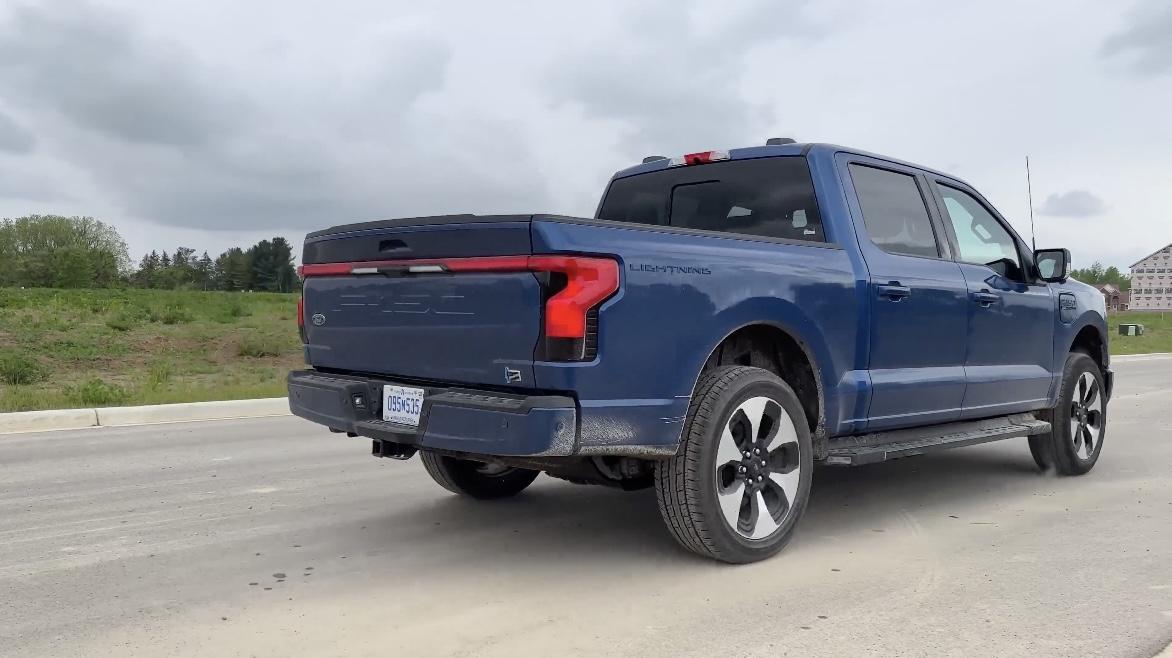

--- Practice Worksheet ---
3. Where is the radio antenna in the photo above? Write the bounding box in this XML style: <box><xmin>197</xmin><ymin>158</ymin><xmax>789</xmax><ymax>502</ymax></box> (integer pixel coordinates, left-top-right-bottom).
<box><xmin>1025</xmin><ymin>155</ymin><xmax>1037</xmax><ymax>250</ymax></box>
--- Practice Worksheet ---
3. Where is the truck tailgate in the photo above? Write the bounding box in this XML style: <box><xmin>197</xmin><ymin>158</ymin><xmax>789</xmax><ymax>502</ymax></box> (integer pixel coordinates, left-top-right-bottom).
<box><xmin>301</xmin><ymin>216</ymin><xmax>541</xmax><ymax>388</ymax></box>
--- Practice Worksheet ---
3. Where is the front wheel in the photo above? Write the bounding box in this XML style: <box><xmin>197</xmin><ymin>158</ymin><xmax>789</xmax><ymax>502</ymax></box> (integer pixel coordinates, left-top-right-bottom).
<box><xmin>655</xmin><ymin>366</ymin><xmax>813</xmax><ymax>564</ymax></box>
<box><xmin>1029</xmin><ymin>351</ymin><xmax>1107</xmax><ymax>475</ymax></box>
<box><xmin>420</xmin><ymin>452</ymin><xmax>539</xmax><ymax>499</ymax></box>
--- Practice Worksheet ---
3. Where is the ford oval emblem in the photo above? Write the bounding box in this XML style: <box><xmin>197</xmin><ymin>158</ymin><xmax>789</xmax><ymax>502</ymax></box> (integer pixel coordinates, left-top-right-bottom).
<box><xmin>311</xmin><ymin>313</ymin><xmax>326</xmax><ymax>326</ymax></box>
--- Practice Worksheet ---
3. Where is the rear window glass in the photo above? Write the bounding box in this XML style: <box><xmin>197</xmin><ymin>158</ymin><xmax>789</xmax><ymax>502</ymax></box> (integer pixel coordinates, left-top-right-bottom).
<box><xmin>596</xmin><ymin>157</ymin><xmax>825</xmax><ymax>242</ymax></box>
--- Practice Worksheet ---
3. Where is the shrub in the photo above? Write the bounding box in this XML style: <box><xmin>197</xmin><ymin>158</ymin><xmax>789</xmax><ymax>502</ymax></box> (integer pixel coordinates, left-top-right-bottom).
<box><xmin>150</xmin><ymin>305</ymin><xmax>193</xmax><ymax>324</ymax></box>
<box><xmin>106</xmin><ymin>302</ymin><xmax>151</xmax><ymax>330</ymax></box>
<box><xmin>226</xmin><ymin>300</ymin><xmax>249</xmax><ymax>318</ymax></box>
<box><xmin>213</xmin><ymin>300</ymin><xmax>251</xmax><ymax>324</ymax></box>
<box><xmin>237</xmin><ymin>335</ymin><xmax>282</xmax><ymax>358</ymax></box>
<box><xmin>0</xmin><ymin>290</ymin><xmax>26</xmax><ymax>308</ymax></box>
<box><xmin>147</xmin><ymin>361</ymin><xmax>172</xmax><ymax>389</ymax></box>
<box><xmin>106</xmin><ymin>310</ymin><xmax>139</xmax><ymax>331</ymax></box>
<box><xmin>0</xmin><ymin>352</ymin><xmax>44</xmax><ymax>385</ymax></box>
<box><xmin>31</xmin><ymin>315</ymin><xmax>69</xmax><ymax>332</ymax></box>
<box><xmin>77</xmin><ymin>378</ymin><xmax>129</xmax><ymax>406</ymax></box>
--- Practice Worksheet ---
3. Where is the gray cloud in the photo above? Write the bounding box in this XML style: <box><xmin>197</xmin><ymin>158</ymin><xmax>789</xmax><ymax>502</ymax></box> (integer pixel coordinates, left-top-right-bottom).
<box><xmin>0</xmin><ymin>0</ymin><xmax>551</xmax><ymax>232</ymax></box>
<box><xmin>0</xmin><ymin>3</ymin><xmax>238</xmax><ymax>147</ymax></box>
<box><xmin>544</xmin><ymin>0</ymin><xmax>821</xmax><ymax>157</ymax></box>
<box><xmin>0</xmin><ymin>108</ymin><xmax>34</xmax><ymax>153</ymax></box>
<box><xmin>1037</xmin><ymin>190</ymin><xmax>1108</xmax><ymax>218</ymax></box>
<box><xmin>1101</xmin><ymin>0</ymin><xmax>1172</xmax><ymax>75</ymax></box>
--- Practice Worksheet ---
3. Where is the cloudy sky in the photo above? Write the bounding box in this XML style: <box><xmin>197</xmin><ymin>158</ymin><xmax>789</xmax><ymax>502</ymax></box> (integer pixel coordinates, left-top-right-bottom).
<box><xmin>0</xmin><ymin>0</ymin><xmax>1168</xmax><ymax>269</ymax></box>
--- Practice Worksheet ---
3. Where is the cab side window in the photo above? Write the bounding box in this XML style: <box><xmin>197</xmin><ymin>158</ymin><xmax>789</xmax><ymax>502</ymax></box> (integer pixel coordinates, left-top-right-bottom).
<box><xmin>849</xmin><ymin>164</ymin><xmax>940</xmax><ymax>258</ymax></box>
<box><xmin>936</xmin><ymin>184</ymin><xmax>1023</xmax><ymax>280</ymax></box>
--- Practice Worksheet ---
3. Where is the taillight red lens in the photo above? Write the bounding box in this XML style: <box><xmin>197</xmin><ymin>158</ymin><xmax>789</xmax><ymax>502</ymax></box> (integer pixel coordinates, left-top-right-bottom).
<box><xmin>299</xmin><ymin>262</ymin><xmax>353</xmax><ymax>277</ymax></box>
<box><xmin>528</xmin><ymin>256</ymin><xmax>619</xmax><ymax>338</ymax></box>
<box><xmin>296</xmin><ymin>295</ymin><xmax>307</xmax><ymax>343</ymax></box>
<box><xmin>669</xmin><ymin>150</ymin><xmax>730</xmax><ymax>167</ymax></box>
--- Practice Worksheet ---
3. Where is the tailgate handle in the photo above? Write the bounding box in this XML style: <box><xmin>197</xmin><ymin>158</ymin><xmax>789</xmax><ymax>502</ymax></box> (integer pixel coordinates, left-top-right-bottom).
<box><xmin>378</xmin><ymin>239</ymin><xmax>410</xmax><ymax>254</ymax></box>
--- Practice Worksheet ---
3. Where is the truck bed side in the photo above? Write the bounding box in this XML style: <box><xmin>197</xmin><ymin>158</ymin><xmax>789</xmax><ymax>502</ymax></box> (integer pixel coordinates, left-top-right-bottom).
<box><xmin>529</xmin><ymin>217</ymin><xmax>862</xmax><ymax>453</ymax></box>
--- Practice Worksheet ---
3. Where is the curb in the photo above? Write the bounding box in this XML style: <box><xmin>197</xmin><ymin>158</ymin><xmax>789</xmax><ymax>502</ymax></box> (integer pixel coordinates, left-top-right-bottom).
<box><xmin>0</xmin><ymin>398</ymin><xmax>291</xmax><ymax>435</ymax></box>
<box><xmin>1111</xmin><ymin>352</ymin><xmax>1172</xmax><ymax>361</ymax></box>
<box><xmin>0</xmin><ymin>408</ymin><xmax>100</xmax><ymax>434</ymax></box>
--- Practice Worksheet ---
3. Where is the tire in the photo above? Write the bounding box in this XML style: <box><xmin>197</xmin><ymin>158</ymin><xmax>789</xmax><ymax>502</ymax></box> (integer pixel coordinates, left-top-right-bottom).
<box><xmin>419</xmin><ymin>452</ymin><xmax>539</xmax><ymax>499</ymax></box>
<box><xmin>1028</xmin><ymin>351</ymin><xmax>1107</xmax><ymax>475</ymax></box>
<box><xmin>655</xmin><ymin>366</ymin><xmax>814</xmax><ymax>564</ymax></box>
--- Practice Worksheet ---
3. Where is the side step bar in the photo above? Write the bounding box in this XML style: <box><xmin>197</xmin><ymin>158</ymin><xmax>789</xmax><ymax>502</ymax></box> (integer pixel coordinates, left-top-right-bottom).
<box><xmin>824</xmin><ymin>413</ymin><xmax>1050</xmax><ymax>466</ymax></box>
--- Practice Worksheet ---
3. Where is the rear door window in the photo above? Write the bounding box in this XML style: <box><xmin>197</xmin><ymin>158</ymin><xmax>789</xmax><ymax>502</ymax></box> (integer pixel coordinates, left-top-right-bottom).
<box><xmin>596</xmin><ymin>157</ymin><xmax>825</xmax><ymax>242</ymax></box>
<box><xmin>848</xmin><ymin>164</ymin><xmax>940</xmax><ymax>258</ymax></box>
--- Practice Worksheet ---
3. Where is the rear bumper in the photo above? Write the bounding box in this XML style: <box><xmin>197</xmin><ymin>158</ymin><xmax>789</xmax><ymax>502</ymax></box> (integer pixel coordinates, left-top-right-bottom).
<box><xmin>287</xmin><ymin>370</ymin><xmax>577</xmax><ymax>457</ymax></box>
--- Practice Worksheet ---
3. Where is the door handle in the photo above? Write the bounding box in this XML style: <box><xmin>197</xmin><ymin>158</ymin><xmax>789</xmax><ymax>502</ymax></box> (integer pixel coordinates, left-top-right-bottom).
<box><xmin>972</xmin><ymin>290</ymin><xmax>999</xmax><ymax>307</ymax></box>
<box><xmin>877</xmin><ymin>283</ymin><xmax>911</xmax><ymax>301</ymax></box>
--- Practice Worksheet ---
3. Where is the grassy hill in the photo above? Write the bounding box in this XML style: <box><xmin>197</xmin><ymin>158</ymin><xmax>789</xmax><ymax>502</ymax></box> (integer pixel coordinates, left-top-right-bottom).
<box><xmin>0</xmin><ymin>288</ymin><xmax>301</xmax><ymax>412</ymax></box>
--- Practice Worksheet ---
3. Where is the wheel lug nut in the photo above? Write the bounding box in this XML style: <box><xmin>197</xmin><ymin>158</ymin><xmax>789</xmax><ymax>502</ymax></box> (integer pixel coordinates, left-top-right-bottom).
<box><xmin>753</xmin><ymin>448</ymin><xmax>760</xmax><ymax>455</ymax></box>
<box><xmin>743</xmin><ymin>451</ymin><xmax>751</xmax><ymax>458</ymax></box>
<box><xmin>757</xmin><ymin>475</ymin><xmax>763</xmax><ymax>482</ymax></box>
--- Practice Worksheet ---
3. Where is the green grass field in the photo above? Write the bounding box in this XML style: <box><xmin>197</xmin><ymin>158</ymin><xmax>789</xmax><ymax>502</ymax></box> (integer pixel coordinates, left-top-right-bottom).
<box><xmin>0</xmin><ymin>288</ymin><xmax>302</xmax><ymax>412</ymax></box>
<box><xmin>1108</xmin><ymin>310</ymin><xmax>1172</xmax><ymax>355</ymax></box>
<box><xmin>0</xmin><ymin>288</ymin><xmax>1167</xmax><ymax>413</ymax></box>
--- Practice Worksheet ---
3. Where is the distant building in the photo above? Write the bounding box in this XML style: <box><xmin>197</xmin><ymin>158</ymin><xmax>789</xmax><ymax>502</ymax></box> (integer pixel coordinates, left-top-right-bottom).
<box><xmin>1092</xmin><ymin>283</ymin><xmax>1129</xmax><ymax>311</ymax></box>
<box><xmin>1129</xmin><ymin>243</ymin><xmax>1172</xmax><ymax>310</ymax></box>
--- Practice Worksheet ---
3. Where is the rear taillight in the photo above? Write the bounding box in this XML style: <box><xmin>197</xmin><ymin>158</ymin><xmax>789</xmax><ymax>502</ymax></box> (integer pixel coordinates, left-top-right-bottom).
<box><xmin>529</xmin><ymin>255</ymin><xmax>623</xmax><ymax>361</ymax></box>
<box><xmin>530</xmin><ymin>256</ymin><xmax>619</xmax><ymax>362</ymax></box>
<box><xmin>296</xmin><ymin>295</ymin><xmax>307</xmax><ymax>344</ymax></box>
<box><xmin>529</xmin><ymin>256</ymin><xmax>618</xmax><ymax>338</ymax></box>
<box><xmin>298</xmin><ymin>254</ymin><xmax>620</xmax><ymax>361</ymax></box>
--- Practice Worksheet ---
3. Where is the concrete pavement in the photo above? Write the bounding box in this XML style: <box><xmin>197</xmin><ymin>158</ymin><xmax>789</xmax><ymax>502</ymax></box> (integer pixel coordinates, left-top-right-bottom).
<box><xmin>2</xmin><ymin>358</ymin><xmax>1171</xmax><ymax>657</ymax></box>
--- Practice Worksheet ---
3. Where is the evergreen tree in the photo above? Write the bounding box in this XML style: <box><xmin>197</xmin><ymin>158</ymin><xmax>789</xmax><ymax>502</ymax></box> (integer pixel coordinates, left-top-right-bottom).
<box><xmin>196</xmin><ymin>251</ymin><xmax>213</xmax><ymax>290</ymax></box>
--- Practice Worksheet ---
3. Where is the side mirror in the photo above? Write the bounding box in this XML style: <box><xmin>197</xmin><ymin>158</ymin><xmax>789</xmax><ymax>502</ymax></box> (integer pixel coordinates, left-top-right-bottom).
<box><xmin>1034</xmin><ymin>248</ymin><xmax>1071</xmax><ymax>283</ymax></box>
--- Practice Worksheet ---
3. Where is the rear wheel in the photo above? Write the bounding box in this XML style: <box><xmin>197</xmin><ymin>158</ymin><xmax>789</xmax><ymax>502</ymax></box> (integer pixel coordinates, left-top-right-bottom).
<box><xmin>655</xmin><ymin>366</ymin><xmax>813</xmax><ymax>563</ymax></box>
<box><xmin>420</xmin><ymin>452</ymin><xmax>539</xmax><ymax>499</ymax></box>
<box><xmin>1029</xmin><ymin>351</ymin><xmax>1106</xmax><ymax>475</ymax></box>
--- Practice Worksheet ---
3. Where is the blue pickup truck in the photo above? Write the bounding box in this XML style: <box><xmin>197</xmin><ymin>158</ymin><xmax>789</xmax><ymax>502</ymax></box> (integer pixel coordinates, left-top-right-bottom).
<box><xmin>288</xmin><ymin>140</ymin><xmax>1112</xmax><ymax>563</ymax></box>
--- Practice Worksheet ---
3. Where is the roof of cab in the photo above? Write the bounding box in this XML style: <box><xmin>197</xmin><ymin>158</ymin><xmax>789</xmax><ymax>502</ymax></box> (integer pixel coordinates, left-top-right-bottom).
<box><xmin>611</xmin><ymin>142</ymin><xmax>958</xmax><ymax>184</ymax></box>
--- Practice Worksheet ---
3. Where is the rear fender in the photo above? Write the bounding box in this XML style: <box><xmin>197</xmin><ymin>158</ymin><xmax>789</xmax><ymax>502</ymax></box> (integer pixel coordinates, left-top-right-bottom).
<box><xmin>680</xmin><ymin>297</ymin><xmax>838</xmax><ymax>443</ymax></box>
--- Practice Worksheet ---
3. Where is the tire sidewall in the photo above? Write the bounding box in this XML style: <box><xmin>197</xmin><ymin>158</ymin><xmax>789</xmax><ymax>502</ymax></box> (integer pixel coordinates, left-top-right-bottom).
<box><xmin>1054</xmin><ymin>352</ymin><xmax>1107</xmax><ymax>473</ymax></box>
<box><xmin>691</xmin><ymin>370</ymin><xmax>814</xmax><ymax>561</ymax></box>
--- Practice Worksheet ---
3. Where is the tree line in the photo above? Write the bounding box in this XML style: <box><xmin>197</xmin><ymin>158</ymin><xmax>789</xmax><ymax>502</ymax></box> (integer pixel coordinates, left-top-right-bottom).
<box><xmin>0</xmin><ymin>214</ymin><xmax>299</xmax><ymax>292</ymax></box>
<box><xmin>1069</xmin><ymin>261</ymin><xmax>1130</xmax><ymax>290</ymax></box>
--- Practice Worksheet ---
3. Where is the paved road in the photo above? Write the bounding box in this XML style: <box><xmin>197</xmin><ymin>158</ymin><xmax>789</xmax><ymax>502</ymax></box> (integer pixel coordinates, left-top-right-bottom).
<box><xmin>3</xmin><ymin>357</ymin><xmax>1171</xmax><ymax>658</ymax></box>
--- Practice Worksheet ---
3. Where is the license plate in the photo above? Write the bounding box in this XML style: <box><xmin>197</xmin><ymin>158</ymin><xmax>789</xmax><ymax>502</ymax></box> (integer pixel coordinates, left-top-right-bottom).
<box><xmin>382</xmin><ymin>384</ymin><xmax>425</xmax><ymax>426</ymax></box>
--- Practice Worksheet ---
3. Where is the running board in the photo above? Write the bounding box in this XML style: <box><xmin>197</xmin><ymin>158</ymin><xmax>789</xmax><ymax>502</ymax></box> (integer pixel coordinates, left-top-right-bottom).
<box><xmin>823</xmin><ymin>413</ymin><xmax>1050</xmax><ymax>466</ymax></box>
